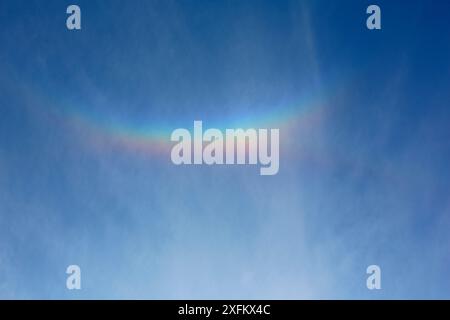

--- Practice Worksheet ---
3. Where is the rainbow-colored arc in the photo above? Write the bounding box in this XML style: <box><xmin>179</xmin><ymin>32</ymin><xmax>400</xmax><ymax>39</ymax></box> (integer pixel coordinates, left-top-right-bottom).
<box><xmin>44</xmin><ymin>91</ymin><xmax>325</xmax><ymax>158</ymax></box>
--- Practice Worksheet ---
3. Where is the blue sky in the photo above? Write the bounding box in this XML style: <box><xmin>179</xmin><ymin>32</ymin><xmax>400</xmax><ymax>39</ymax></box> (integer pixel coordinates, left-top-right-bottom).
<box><xmin>0</xmin><ymin>0</ymin><xmax>449</xmax><ymax>299</ymax></box>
